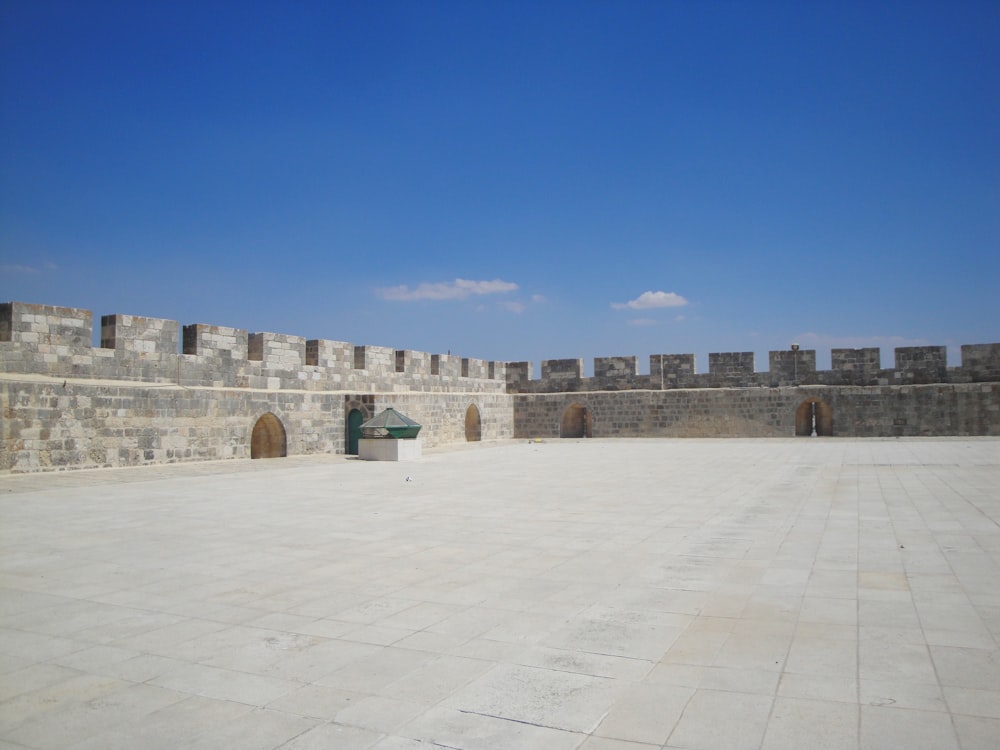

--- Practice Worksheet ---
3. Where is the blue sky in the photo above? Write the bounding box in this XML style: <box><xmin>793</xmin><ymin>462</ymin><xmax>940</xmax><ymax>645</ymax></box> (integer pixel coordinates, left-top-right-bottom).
<box><xmin>2</xmin><ymin>0</ymin><xmax>997</xmax><ymax>374</ymax></box>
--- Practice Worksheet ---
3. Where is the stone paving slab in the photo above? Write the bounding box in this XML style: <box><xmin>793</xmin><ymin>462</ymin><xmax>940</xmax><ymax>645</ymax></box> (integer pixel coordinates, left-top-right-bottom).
<box><xmin>1</xmin><ymin>437</ymin><xmax>999</xmax><ymax>749</ymax></box>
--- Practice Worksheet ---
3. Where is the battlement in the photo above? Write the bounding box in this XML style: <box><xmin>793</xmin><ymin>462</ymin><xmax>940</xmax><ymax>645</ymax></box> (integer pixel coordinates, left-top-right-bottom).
<box><xmin>4</xmin><ymin>301</ymin><xmax>999</xmax><ymax>396</ymax></box>
<box><xmin>0</xmin><ymin>301</ymin><xmax>508</xmax><ymax>393</ymax></box>
<box><xmin>3</xmin><ymin>300</ymin><xmax>999</xmax><ymax>474</ymax></box>
<box><xmin>507</xmin><ymin>343</ymin><xmax>1000</xmax><ymax>393</ymax></box>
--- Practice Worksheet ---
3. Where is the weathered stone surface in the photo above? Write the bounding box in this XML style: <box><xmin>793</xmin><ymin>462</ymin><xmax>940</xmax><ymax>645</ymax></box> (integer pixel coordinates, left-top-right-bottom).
<box><xmin>512</xmin><ymin>384</ymin><xmax>1000</xmax><ymax>439</ymax></box>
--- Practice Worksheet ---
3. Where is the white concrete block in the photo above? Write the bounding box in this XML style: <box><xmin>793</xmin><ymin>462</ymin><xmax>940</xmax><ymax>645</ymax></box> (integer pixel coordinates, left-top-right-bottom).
<box><xmin>358</xmin><ymin>438</ymin><xmax>422</xmax><ymax>461</ymax></box>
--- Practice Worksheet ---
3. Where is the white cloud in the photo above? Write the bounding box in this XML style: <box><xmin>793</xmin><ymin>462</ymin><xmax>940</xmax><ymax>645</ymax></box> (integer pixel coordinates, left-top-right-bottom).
<box><xmin>377</xmin><ymin>278</ymin><xmax>518</xmax><ymax>302</ymax></box>
<box><xmin>675</xmin><ymin>314</ymin><xmax>686</xmax><ymax>322</ymax></box>
<box><xmin>1</xmin><ymin>261</ymin><xmax>58</xmax><ymax>274</ymax></box>
<box><xmin>628</xmin><ymin>318</ymin><xmax>657</xmax><ymax>326</ymax></box>
<box><xmin>531</xmin><ymin>294</ymin><xmax>547</xmax><ymax>304</ymax></box>
<box><xmin>612</xmin><ymin>290</ymin><xmax>689</xmax><ymax>310</ymax></box>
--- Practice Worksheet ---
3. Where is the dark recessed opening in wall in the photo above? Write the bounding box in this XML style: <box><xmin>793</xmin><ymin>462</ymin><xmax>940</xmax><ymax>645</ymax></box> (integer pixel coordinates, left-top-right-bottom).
<box><xmin>251</xmin><ymin>412</ymin><xmax>287</xmax><ymax>458</ymax></box>
<box><xmin>465</xmin><ymin>404</ymin><xmax>482</xmax><ymax>441</ymax></box>
<box><xmin>99</xmin><ymin>314</ymin><xmax>115</xmax><ymax>349</ymax></box>
<box><xmin>795</xmin><ymin>398</ymin><xmax>833</xmax><ymax>436</ymax></box>
<box><xmin>560</xmin><ymin>403</ymin><xmax>592</xmax><ymax>438</ymax></box>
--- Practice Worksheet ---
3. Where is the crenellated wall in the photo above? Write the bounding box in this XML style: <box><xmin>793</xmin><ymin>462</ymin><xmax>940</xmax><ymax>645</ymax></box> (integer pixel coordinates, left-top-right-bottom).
<box><xmin>0</xmin><ymin>302</ymin><xmax>508</xmax><ymax>394</ymax></box>
<box><xmin>0</xmin><ymin>301</ymin><xmax>510</xmax><ymax>472</ymax></box>
<box><xmin>507</xmin><ymin>343</ymin><xmax>1000</xmax><ymax>392</ymax></box>
<box><xmin>505</xmin><ymin>342</ymin><xmax>1000</xmax><ymax>440</ymax></box>
<box><xmin>2</xmin><ymin>299</ymin><xmax>999</xmax><ymax>473</ymax></box>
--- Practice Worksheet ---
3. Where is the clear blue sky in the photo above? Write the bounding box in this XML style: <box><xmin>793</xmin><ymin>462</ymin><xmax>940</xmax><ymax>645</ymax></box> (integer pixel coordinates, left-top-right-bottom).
<box><xmin>2</xmin><ymin>0</ymin><xmax>997</xmax><ymax>373</ymax></box>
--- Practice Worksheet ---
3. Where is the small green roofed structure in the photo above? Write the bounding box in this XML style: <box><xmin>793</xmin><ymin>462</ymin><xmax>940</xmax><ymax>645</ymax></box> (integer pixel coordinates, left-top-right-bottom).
<box><xmin>358</xmin><ymin>407</ymin><xmax>422</xmax><ymax>439</ymax></box>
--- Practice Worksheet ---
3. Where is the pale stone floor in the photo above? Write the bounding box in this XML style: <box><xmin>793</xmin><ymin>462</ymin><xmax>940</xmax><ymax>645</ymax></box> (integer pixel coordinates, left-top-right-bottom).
<box><xmin>1</xmin><ymin>437</ymin><xmax>999</xmax><ymax>750</ymax></box>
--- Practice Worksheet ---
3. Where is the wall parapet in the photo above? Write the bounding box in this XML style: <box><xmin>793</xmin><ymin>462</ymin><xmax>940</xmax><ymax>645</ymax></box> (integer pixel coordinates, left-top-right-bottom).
<box><xmin>4</xmin><ymin>301</ymin><xmax>999</xmax><ymax>395</ymax></box>
<box><xmin>507</xmin><ymin>344</ymin><xmax>1000</xmax><ymax>393</ymax></box>
<box><xmin>0</xmin><ymin>301</ymin><xmax>507</xmax><ymax>394</ymax></box>
<box><xmin>3</xmin><ymin>300</ymin><xmax>999</xmax><ymax>474</ymax></box>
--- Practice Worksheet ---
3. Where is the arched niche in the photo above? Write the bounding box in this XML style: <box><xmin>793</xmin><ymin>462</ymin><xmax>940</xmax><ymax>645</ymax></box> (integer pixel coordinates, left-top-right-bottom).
<box><xmin>465</xmin><ymin>403</ymin><xmax>482</xmax><ymax>442</ymax></box>
<box><xmin>560</xmin><ymin>403</ymin><xmax>592</xmax><ymax>438</ymax></box>
<box><xmin>251</xmin><ymin>412</ymin><xmax>287</xmax><ymax>458</ymax></box>
<box><xmin>795</xmin><ymin>398</ymin><xmax>833</xmax><ymax>436</ymax></box>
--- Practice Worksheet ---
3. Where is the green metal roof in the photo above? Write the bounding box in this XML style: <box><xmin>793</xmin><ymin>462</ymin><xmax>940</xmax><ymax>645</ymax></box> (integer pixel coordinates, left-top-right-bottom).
<box><xmin>358</xmin><ymin>407</ymin><xmax>422</xmax><ymax>439</ymax></box>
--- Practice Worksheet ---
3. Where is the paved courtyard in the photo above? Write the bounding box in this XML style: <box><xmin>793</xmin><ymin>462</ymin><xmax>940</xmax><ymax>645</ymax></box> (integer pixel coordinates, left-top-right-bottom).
<box><xmin>1</xmin><ymin>437</ymin><xmax>999</xmax><ymax>749</ymax></box>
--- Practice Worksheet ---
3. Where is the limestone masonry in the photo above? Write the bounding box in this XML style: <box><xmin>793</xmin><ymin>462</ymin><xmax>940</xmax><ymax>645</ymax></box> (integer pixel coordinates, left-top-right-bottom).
<box><xmin>1</xmin><ymin>301</ymin><xmax>998</xmax><ymax>472</ymax></box>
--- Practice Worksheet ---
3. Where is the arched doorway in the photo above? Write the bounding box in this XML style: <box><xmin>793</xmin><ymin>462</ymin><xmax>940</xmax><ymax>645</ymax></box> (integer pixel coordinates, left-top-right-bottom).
<box><xmin>251</xmin><ymin>413</ymin><xmax>287</xmax><ymax>458</ymax></box>
<box><xmin>465</xmin><ymin>404</ymin><xmax>482</xmax><ymax>442</ymax></box>
<box><xmin>560</xmin><ymin>403</ymin><xmax>592</xmax><ymax>438</ymax></box>
<box><xmin>347</xmin><ymin>408</ymin><xmax>364</xmax><ymax>455</ymax></box>
<box><xmin>795</xmin><ymin>398</ymin><xmax>833</xmax><ymax>436</ymax></box>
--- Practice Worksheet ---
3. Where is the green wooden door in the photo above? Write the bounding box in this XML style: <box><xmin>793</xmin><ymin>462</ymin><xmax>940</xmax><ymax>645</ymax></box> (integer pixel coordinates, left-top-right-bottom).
<box><xmin>347</xmin><ymin>409</ymin><xmax>364</xmax><ymax>455</ymax></box>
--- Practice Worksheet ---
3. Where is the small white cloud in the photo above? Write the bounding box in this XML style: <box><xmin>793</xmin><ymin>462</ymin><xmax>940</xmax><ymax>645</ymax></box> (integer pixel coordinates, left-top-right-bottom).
<box><xmin>628</xmin><ymin>318</ymin><xmax>657</xmax><ymax>326</ymax></box>
<box><xmin>612</xmin><ymin>290</ymin><xmax>689</xmax><ymax>310</ymax></box>
<box><xmin>501</xmin><ymin>301</ymin><xmax>526</xmax><ymax>314</ymax></box>
<box><xmin>675</xmin><ymin>314</ymin><xmax>686</xmax><ymax>322</ymax></box>
<box><xmin>531</xmin><ymin>294</ymin><xmax>547</xmax><ymax>304</ymax></box>
<box><xmin>1</xmin><ymin>261</ymin><xmax>58</xmax><ymax>274</ymax></box>
<box><xmin>376</xmin><ymin>278</ymin><xmax>518</xmax><ymax>302</ymax></box>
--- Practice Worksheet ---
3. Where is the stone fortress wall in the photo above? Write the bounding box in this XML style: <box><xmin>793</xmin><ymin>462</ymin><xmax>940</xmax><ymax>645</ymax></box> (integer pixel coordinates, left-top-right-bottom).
<box><xmin>1</xmin><ymin>300</ymin><xmax>999</xmax><ymax>472</ymax></box>
<box><xmin>508</xmin><ymin>346</ymin><xmax>1000</xmax><ymax>439</ymax></box>
<box><xmin>0</xmin><ymin>302</ymin><xmax>512</xmax><ymax>472</ymax></box>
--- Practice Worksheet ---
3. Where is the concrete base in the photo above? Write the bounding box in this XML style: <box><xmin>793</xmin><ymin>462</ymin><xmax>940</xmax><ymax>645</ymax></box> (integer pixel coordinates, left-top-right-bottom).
<box><xmin>358</xmin><ymin>437</ymin><xmax>422</xmax><ymax>461</ymax></box>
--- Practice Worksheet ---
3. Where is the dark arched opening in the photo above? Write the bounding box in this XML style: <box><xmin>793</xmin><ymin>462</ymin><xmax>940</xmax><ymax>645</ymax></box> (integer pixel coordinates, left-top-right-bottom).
<box><xmin>560</xmin><ymin>403</ymin><xmax>592</xmax><ymax>438</ymax></box>
<box><xmin>251</xmin><ymin>412</ymin><xmax>287</xmax><ymax>458</ymax></box>
<box><xmin>795</xmin><ymin>398</ymin><xmax>833</xmax><ymax>436</ymax></box>
<box><xmin>465</xmin><ymin>404</ymin><xmax>482</xmax><ymax>442</ymax></box>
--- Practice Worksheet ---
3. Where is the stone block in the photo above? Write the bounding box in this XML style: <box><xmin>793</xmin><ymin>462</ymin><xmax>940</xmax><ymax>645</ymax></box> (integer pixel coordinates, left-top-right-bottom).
<box><xmin>182</xmin><ymin>323</ymin><xmax>248</xmax><ymax>359</ymax></box>
<box><xmin>769</xmin><ymin>349</ymin><xmax>817</xmax><ymax>385</ymax></box>
<box><xmin>306</xmin><ymin>339</ymin><xmax>353</xmax><ymax>369</ymax></box>
<box><xmin>248</xmin><ymin>332</ymin><xmax>306</xmax><ymax>369</ymax></box>
<box><xmin>542</xmin><ymin>358</ymin><xmax>583</xmax><ymax>380</ymax></box>
<box><xmin>0</xmin><ymin>302</ymin><xmax>92</xmax><ymax>347</ymax></box>
<box><xmin>709</xmin><ymin>352</ymin><xmax>756</xmax><ymax>386</ymax></box>
<box><xmin>506</xmin><ymin>361</ymin><xmax>533</xmax><ymax>389</ymax></box>
<box><xmin>961</xmin><ymin>343</ymin><xmax>1000</xmax><ymax>382</ymax></box>
<box><xmin>100</xmin><ymin>314</ymin><xmax>179</xmax><ymax>354</ymax></box>
<box><xmin>895</xmin><ymin>346</ymin><xmax>947</xmax><ymax>384</ymax></box>
<box><xmin>651</xmin><ymin>353</ymin><xmax>696</xmax><ymax>389</ymax></box>
<box><xmin>358</xmin><ymin>438</ymin><xmax>422</xmax><ymax>461</ymax></box>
